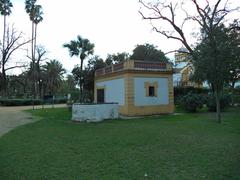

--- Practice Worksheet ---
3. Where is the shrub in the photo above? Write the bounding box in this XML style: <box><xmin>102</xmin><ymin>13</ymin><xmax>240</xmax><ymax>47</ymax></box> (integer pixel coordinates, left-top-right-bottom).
<box><xmin>174</xmin><ymin>87</ymin><xmax>209</xmax><ymax>105</ymax></box>
<box><xmin>54</xmin><ymin>98</ymin><xmax>67</xmax><ymax>104</ymax></box>
<box><xmin>179</xmin><ymin>92</ymin><xmax>205</xmax><ymax>112</ymax></box>
<box><xmin>232</xmin><ymin>95</ymin><xmax>240</xmax><ymax>106</ymax></box>
<box><xmin>206</xmin><ymin>94</ymin><xmax>231</xmax><ymax>112</ymax></box>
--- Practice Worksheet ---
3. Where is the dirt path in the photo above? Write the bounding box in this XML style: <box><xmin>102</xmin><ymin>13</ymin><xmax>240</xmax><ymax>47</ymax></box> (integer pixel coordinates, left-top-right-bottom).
<box><xmin>0</xmin><ymin>104</ymin><xmax>66</xmax><ymax>137</ymax></box>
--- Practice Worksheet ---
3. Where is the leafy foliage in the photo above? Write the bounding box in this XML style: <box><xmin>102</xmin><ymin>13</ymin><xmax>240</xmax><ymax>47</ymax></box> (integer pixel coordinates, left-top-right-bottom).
<box><xmin>179</xmin><ymin>92</ymin><xmax>205</xmax><ymax>112</ymax></box>
<box><xmin>193</xmin><ymin>25</ymin><xmax>236</xmax><ymax>87</ymax></box>
<box><xmin>0</xmin><ymin>0</ymin><xmax>13</xmax><ymax>16</ymax></box>
<box><xmin>206</xmin><ymin>94</ymin><xmax>231</xmax><ymax>112</ymax></box>
<box><xmin>25</xmin><ymin>0</ymin><xmax>43</xmax><ymax>23</ymax></box>
<box><xmin>174</xmin><ymin>87</ymin><xmax>209</xmax><ymax>105</ymax></box>
<box><xmin>42</xmin><ymin>59</ymin><xmax>66</xmax><ymax>96</ymax></box>
<box><xmin>63</xmin><ymin>36</ymin><xmax>94</xmax><ymax>60</ymax></box>
<box><xmin>227</xmin><ymin>20</ymin><xmax>240</xmax><ymax>88</ymax></box>
<box><xmin>105</xmin><ymin>52</ymin><xmax>129</xmax><ymax>65</ymax></box>
<box><xmin>130</xmin><ymin>43</ymin><xmax>169</xmax><ymax>62</ymax></box>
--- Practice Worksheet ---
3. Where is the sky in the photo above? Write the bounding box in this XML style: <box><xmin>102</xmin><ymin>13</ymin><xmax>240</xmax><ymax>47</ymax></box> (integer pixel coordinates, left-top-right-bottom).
<box><xmin>3</xmin><ymin>0</ymin><xmax>240</xmax><ymax>74</ymax></box>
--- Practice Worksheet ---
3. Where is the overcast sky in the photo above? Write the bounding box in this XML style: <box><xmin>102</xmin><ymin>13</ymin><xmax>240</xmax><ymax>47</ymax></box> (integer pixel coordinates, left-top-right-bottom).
<box><xmin>3</xmin><ymin>0</ymin><xmax>240</xmax><ymax>74</ymax></box>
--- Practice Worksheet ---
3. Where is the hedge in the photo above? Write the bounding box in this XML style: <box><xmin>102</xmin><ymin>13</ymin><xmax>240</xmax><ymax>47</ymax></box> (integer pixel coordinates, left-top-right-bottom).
<box><xmin>0</xmin><ymin>99</ymin><xmax>42</xmax><ymax>106</ymax></box>
<box><xmin>0</xmin><ymin>98</ymin><xmax>67</xmax><ymax>106</ymax></box>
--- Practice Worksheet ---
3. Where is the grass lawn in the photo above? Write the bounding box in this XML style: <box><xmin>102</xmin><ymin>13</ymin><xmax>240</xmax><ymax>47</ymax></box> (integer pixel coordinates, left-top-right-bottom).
<box><xmin>0</xmin><ymin>107</ymin><xmax>239</xmax><ymax>179</ymax></box>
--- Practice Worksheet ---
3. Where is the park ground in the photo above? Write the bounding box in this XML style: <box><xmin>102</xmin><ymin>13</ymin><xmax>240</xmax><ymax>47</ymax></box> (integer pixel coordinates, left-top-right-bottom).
<box><xmin>0</xmin><ymin>104</ymin><xmax>66</xmax><ymax>137</ymax></box>
<box><xmin>0</xmin><ymin>106</ymin><xmax>239</xmax><ymax>179</ymax></box>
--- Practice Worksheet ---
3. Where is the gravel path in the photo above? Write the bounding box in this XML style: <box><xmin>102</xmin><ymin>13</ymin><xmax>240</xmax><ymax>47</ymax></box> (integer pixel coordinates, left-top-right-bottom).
<box><xmin>0</xmin><ymin>104</ymin><xmax>66</xmax><ymax>137</ymax></box>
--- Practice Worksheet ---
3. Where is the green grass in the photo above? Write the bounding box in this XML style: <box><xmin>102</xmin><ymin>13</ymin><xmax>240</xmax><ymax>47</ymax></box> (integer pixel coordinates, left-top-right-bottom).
<box><xmin>0</xmin><ymin>108</ymin><xmax>240</xmax><ymax>179</ymax></box>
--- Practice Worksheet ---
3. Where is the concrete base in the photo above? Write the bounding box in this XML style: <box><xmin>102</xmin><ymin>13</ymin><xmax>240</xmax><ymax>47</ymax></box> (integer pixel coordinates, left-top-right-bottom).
<box><xmin>72</xmin><ymin>103</ymin><xmax>119</xmax><ymax>122</ymax></box>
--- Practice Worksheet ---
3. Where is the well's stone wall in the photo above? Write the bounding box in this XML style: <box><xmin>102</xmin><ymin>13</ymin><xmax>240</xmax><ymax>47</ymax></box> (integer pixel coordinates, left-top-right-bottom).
<box><xmin>72</xmin><ymin>103</ymin><xmax>119</xmax><ymax>122</ymax></box>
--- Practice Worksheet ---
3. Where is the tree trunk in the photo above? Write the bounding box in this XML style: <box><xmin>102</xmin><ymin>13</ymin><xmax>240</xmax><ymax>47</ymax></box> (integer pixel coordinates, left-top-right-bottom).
<box><xmin>34</xmin><ymin>24</ymin><xmax>39</xmax><ymax>97</ymax></box>
<box><xmin>231</xmin><ymin>81</ymin><xmax>235</xmax><ymax>89</ymax></box>
<box><xmin>34</xmin><ymin>24</ymin><xmax>37</xmax><ymax>66</ymax></box>
<box><xmin>2</xmin><ymin>15</ymin><xmax>6</xmax><ymax>66</ymax></box>
<box><xmin>215</xmin><ymin>90</ymin><xmax>221</xmax><ymax>123</ymax></box>
<box><xmin>31</xmin><ymin>22</ymin><xmax>36</xmax><ymax>99</ymax></box>
<box><xmin>1</xmin><ymin>16</ymin><xmax>7</xmax><ymax>96</ymax></box>
<box><xmin>1</xmin><ymin>66</ymin><xmax>7</xmax><ymax>96</ymax></box>
<box><xmin>79</xmin><ymin>58</ymin><xmax>84</xmax><ymax>103</ymax></box>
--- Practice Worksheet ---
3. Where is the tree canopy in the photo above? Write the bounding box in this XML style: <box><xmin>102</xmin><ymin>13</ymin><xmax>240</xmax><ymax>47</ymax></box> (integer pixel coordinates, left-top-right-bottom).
<box><xmin>105</xmin><ymin>52</ymin><xmax>129</xmax><ymax>65</ymax></box>
<box><xmin>130</xmin><ymin>43</ymin><xmax>169</xmax><ymax>62</ymax></box>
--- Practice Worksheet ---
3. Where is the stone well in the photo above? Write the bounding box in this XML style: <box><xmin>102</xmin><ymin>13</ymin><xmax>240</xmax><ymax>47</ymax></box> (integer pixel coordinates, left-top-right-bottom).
<box><xmin>72</xmin><ymin>103</ymin><xmax>119</xmax><ymax>122</ymax></box>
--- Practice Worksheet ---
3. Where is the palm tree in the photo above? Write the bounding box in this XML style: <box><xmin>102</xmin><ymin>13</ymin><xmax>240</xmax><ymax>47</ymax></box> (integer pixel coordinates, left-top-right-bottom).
<box><xmin>63</xmin><ymin>35</ymin><xmax>94</xmax><ymax>102</ymax></box>
<box><xmin>0</xmin><ymin>0</ymin><xmax>13</xmax><ymax>95</ymax></box>
<box><xmin>25</xmin><ymin>0</ymin><xmax>43</xmax><ymax>98</ymax></box>
<box><xmin>42</xmin><ymin>60</ymin><xmax>65</xmax><ymax>96</ymax></box>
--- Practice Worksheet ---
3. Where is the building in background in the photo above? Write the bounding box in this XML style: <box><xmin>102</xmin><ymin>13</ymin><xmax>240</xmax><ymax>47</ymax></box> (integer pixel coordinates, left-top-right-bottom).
<box><xmin>173</xmin><ymin>47</ymin><xmax>202</xmax><ymax>88</ymax></box>
<box><xmin>94</xmin><ymin>60</ymin><xmax>174</xmax><ymax>116</ymax></box>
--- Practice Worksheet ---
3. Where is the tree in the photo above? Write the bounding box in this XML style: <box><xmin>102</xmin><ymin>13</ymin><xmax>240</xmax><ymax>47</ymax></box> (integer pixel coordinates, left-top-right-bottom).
<box><xmin>84</xmin><ymin>56</ymin><xmax>105</xmax><ymax>99</ymax></box>
<box><xmin>35</xmin><ymin>45</ymin><xmax>47</xmax><ymax>95</ymax></box>
<box><xmin>0</xmin><ymin>0</ymin><xmax>13</xmax><ymax>66</ymax></box>
<box><xmin>26</xmin><ymin>45</ymin><xmax>47</xmax><ymax>96</ymax></box>
<box><xmin>139</xmin><ymin>0</ymin><xmax>239</xmax><ymax>122</ymax></box>
<box><xmin>227</xmin><ymin>21</ymin><xmax>240</xmax><ymax>88</ymax></box>
<box><xmin>71</xmin><ymin>56</ymin><xmax>105</xmax><ymax>102</ymax></box>
<box><xmin>42</xmin><ymin>59</ymin><xmax>65</xmax><ymax>96</ymax></box>
<box><xmin>63</xmin><ymin>35</ymin><xmax>94</xmax><ymax>102</ymax></box>
<box><xmin>130</xmin><ymin>43</ymin><xmax>169</xmax><ymax>62</ymax></box>
<box><xmin>25</xmin><ymin>0</ymin><xmax>43</xmax><ymax>98</ymax></box>
<box><xmin>0</xmin><ymin>27</ymin><xmax>30</xmax><ymax>95</ymax></box>
<box><xmin>193</xmin><ymin>25</ymin><xmax>234</xmax><ymax>122</ymax></box>
<box><xmin>0</xmin><ymin>0</ymin><xmax>12</xmax><ymax>95</ymax></box>
<box><xmin>105</xmin><ymin>52</ymin><xmax>129</xmax><ymax>65</ymax></box>
<box><xmin>57</xmin><ymin>74</ymin><xmax>78</xmax><ymax>98</ymax></box>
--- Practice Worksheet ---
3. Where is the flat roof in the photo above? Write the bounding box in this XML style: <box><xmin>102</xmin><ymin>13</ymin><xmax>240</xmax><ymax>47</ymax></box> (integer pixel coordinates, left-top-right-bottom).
<box><xmin>95</xmin><ymin>60</ymin><xmax>173</xmax><ymax>77</ymax></box>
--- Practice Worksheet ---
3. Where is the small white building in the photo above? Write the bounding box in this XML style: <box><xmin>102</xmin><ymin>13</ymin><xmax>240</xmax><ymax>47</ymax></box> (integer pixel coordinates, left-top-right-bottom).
<box><xmin>94</xmin><ymin>60</ymin><xmax>174</xmax><ymax>116</ymax></box>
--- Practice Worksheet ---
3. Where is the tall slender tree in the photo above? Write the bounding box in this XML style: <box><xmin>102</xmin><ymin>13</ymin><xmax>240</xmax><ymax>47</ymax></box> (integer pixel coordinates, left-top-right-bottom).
<box><xmin>25</xmin><ymin>0</ymin><xmax>43</xmax><ymax>98</ymax></box>
<box><xmin>0</xmin><ymin>0</ymin><xmax>12</xmax><ymax>74</ymax></box>
<box><xmin>63</xmin><ymin>35</ymin><xmax>94</xmax><ymax>102</ymax></box>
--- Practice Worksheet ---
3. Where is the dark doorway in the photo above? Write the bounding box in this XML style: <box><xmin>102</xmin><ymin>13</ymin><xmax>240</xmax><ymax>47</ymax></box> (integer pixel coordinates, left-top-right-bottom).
<box><xmin>97</xmin><ymin>89</ymin><xmax>105</xmax><ymax>103</ymax></box>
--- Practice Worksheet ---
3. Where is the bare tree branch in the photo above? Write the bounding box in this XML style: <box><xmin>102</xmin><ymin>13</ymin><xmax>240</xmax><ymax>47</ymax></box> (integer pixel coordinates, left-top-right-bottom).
<box><xmin>139</xmin><ymin>0</ymin><xmax>238</xmax><ymax>56</ymax></box>
<box><xmin>164</xmin><ymin>49</ymin><xmax>191</xmax><ymax>55</ymax></box>
<box><xmin>0</xmin><ymin>25</ymin><xmax>30</xmax><ymax>94</ymax></box>
<box><xmin>139</xmin><ymin>0</ymin><xmax>193</xmax><ymax>54</ymax></box>
<box><xmin>5</xmin><ymin>65</ymin><xmax>27</xmax><ymax>71</ymax></box>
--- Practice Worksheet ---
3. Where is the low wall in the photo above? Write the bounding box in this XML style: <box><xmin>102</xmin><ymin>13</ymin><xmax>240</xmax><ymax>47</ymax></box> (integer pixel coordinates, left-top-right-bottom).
<box><xmin>72</xmin><ymin>103</ymin><xmax>119</xmax><ymax>122</ymax></box>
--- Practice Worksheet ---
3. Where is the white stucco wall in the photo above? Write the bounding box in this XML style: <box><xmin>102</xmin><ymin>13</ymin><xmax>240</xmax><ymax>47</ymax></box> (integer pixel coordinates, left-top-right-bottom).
<box><xmin>134</xmin><ymin>77</ymin><xmax>169</xmax><ymax>106</ymax></box>
<box><xmin>96</xmin><ymin>78</ymin><xmax>125</xmax><ymax>105</ymax></box>
<box><xmin>72</xmin><ymin>103</ymin><xmax>119</xmax><ymax>122</ymax></box>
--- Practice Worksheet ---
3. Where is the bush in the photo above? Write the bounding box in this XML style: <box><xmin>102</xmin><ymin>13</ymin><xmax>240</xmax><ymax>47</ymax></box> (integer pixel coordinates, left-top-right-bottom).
<box><xmin>206</xmin><ymin>94</ymin><xmax>231</xmax><ymax>112</ymax></box>
<box><xmin>232</xmin><ymin>95</ymin><xmax>240</xmax><ymax>106</ymax></box>
<box><xmin>174</xmin><ymin>87</ymin><xmax>209</xmax><ymax>105</ymax></box>
<box><xmin>179</xmin><ymin>92</ymin><xmax>205</xmax><ymax>112</ymax></box>
<box><xmin>53</xmin><ymin>98</ymin><xmax>67</xmax><ymax>104</ymax></box>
